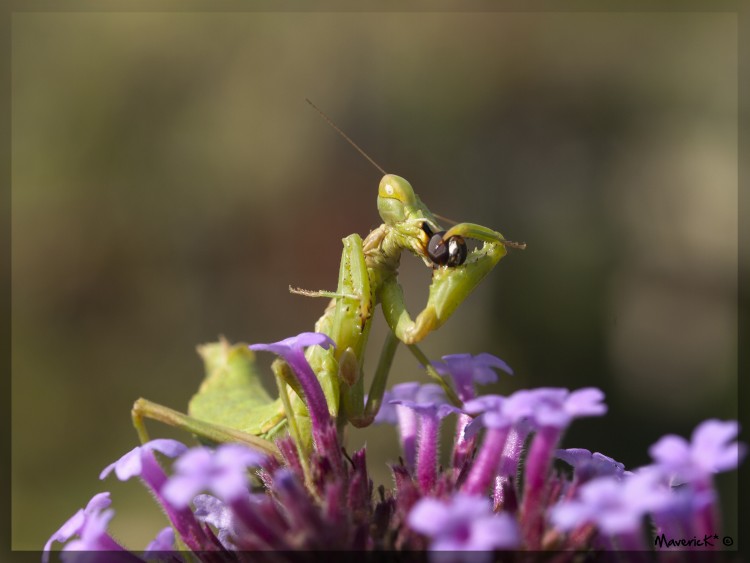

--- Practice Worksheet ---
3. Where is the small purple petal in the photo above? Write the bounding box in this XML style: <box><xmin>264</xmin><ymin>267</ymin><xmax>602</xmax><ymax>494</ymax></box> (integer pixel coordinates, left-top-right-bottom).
<box><xmin>691</xmin><ymin>419</ymin><xmax>746</xmax><ymax>473</ymax></box>
<box><xmin>44</xmin><ymin>492</ymin><xmax>132</xmax><ymax>561</ymax></box>
<box><xmin>551</xmin><ymin>471</ymin><xmax>672</xmax><ymax>536</ymax></box>
<box><xmin>100</xmin><ymin>439</ymin><xmax>188</xmax><ymax>481</ymax></box>
<box><xmin>504</xmin><ymin>387</ymin><xmax>606</xmax><ymax>429</ymax></box>
<box><xmin>43</xmin><ymin>493</ymin><xmax>113</xmax><ymax>561</ymax></box>
<box><xmin>391</xmin><ymin>383</ymin><xmax>460</xmax><ymax>420</ymax></box>
<box><xmin>467</xmin><ymin>512</ymin><xmax>520</xmax><ymax>549</ymax></box>
<box><xmin>408</xmin><ymin>498</ymin><xmax>452</xmax><ymax>536</ymax></box>
<box><xmin>435</xmin><ymin>353</ymin><xmax>513</xmax><ymax>403</ymax></box>
<box><xmin>462</xmin><ymin>415</ymin><xmax>485</xmax><ymax>440</ymax></box>
<box><xmin>649</xmin><ymin>436</ymin><xmax>690</xmax><ymax>467</ymax></box>
<box><xmin>463</xmin><ymin>395</ymin><xmax>505</xmax><ymax>415</ymax></box>
<box><xmin>144</xmin><ymin>526</ymin><xmax>175</xmax><ymax>554</ymax></box>
<box><xmin>409</xmin><ymin>494</ymin><xmax>520</xmax><ymax>551</ymax></box>
<box><xmin>372</xmin><ymin>390</ymin><xmax>398</xmax><ymax>425</ymax></box>
<box><xmin>374</xmin><ymin>382</ymin><xmax>421</xmax><ymax>425</ymax></box>
<box><xmin>565</xmin><ymin>388</ymin><xmax>607</xmax><ymax>418</ymax></box>
<box><xmin>248</xmin><ymin>331</ymin><xmax>335</xmax><ymax>354</ymax></box>
<box><xmin>438</xmin><ymin>352</ymin><xmax>513</xmax><ymax>382</ymax></box>
<box><xmin>193</xmin><ymin>494</ymin><xmax>236</xmax><ymax>549</ymax></box>
<box><xmin>415</xmin><ymin>383</ymin><xmax>449</xmax><ymax>405</ymax></box>
<box><xmin>463</xmin><ymin>395</ymin><xmax>513</xmax><ymax>430</ymax></box>
<box><xmin>61</xmin><ymin>504</ymin><xmax>115</xmax><ymax>550</ymax></box>
<box><xmin>162</xmin><ymin>443</ymin><xmax>266</xmax><ymax>508</ymax></box>
<box><xmin>649</xmin><ymin>419</ymin><xmax>746</xmax><ymax>482</ymax></box>
<box><xmin>556</xmin><ymin>448</ymin><xmax>630</xmax><ymax>480</ymax></box>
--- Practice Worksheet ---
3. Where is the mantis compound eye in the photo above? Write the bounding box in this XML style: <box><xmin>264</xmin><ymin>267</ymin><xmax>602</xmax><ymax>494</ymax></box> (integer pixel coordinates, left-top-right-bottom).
<box><xmin>427</xmin><ymin>230</ymin><xmax>468</xmax><ymax>267</ymax></box>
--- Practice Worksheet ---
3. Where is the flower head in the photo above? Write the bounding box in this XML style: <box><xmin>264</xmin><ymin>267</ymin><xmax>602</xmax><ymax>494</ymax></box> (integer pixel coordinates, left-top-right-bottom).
<box><xmin>45</xmin><ymin>327</ymin><xmax>745</xmax><ymax>557</ymax></box>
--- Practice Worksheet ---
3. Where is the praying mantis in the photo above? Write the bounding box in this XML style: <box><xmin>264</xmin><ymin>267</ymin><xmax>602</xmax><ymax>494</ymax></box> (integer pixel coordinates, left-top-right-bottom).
<box><xmin>132</xmin><ymin>101</ymin><xmax>524</xmax><ymax>457</ymax></box>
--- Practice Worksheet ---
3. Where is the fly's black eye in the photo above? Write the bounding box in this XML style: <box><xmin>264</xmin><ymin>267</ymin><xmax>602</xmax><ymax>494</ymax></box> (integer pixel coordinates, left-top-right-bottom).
<box><xmin>446</xmin><ymin>236</ymin><xmax>468</xmax><ymax>266</ymax></box>
<box><xmin>427</xmin><ymin>231</ymin><xmax>467</xmax><ymax>267</ymax></box>
<box><xmin>427</xmin><ymin>230</ymin><xmax>449</xmax><ymax>265</ymax></box>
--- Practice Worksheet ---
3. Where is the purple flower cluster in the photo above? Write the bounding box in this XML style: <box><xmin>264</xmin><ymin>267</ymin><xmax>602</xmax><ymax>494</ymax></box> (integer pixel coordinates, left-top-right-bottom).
<box><xmin>550</xmin><ymin>419</ymin><xmax>746</xmax><ymax>550</ymax></box>
<box><xmin>45</xmin><ymin>333</ymin><xmax>744</xmax><ymax>560</ymax></box>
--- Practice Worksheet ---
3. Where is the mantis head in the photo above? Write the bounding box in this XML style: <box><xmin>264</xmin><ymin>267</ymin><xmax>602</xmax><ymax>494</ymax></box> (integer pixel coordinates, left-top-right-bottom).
<box><xmin>376</xmin><ymin>173</ymin><xmax>525</xmax><ymax>272</ymax></box>
<box><xmin>377</xmin><ymin>174</ymin><xmax>447</xmax><ymax>267</ymax></box>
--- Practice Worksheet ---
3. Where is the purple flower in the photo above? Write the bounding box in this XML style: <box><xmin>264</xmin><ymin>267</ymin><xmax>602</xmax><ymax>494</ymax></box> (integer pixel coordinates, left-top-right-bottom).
<box><xmin>647</xmin><ymin>419</ymin><xmax>745</xmax><ymax>542</ymax></box>
<box><xmin>43</xmin><ymin>492</ymin><xmax>137</xmax><ymax>563</ymax></box>
<box><xmin>501</xmin><ymin>388</ymin><xmax>606</xmax><ymax>548</ymax></box>
<box><xmin>504</xmin><ymin>387</ymin><xmax>607</xmax><ymax>429</ymax></box>
<box><xmin>162</xmin><ymin>443</ymin><xmax>266</xmax><ymax>507</ymax></box>
<box><xmin>99</xmin><ymin>439</ymin><xmax>221</xmax><ymax>552</ymax></box>
<box><xmin>463</xmin><ymin>395</ymin><xmax>511</xmax><ymax>433</ymax></box>
<box><xmin>249</xmin><ymin>332</ymin><xmax>335</xmax><ymax>437</ymax></box>
<box><xmin>100</xmin><ymin>439</ymin><xmax>187</xmax><ymax>482</ymax></box>
<box><xmin>650</xmin><ymin>486</ymin><xmax>716</xmax><ymax>545</ymax></box>
<box><xmin>409</xmin><ymin>494</ymin><xmax>520</xmax><ymax>556</ymax></box>
<box><xmin>374</xmin><ymin>382</ymin><xmax>420</xmax><ymax>425</ymax></box>
<box><xmin>374</xmin><ymin>382</ymin><xmax>421</xmax><ymax>468</ymax></box>
<box><xmin>461</xmin><ymin>395</ymin><xmax>516</xmax><ymax>496</ymax></box>
<box><xmin>649</xmin><ymin>419</ymin><xmax>746</xmax><ymax>483</ymax></box>
<box><xmin>248</xmin><ymin>331</ymin><xmax>335</xmax><ymax>358</ymax></box>
<box><xmin>434</xmin><ymin>353</ymin><xmax>513</xmax><ymax>401</ymax></box>
<box><xmin>434</xmin><ymin>353</ymin><xmax>512</xmax><ymax>469</ymax></box>
<box><xmin>551</xmin><ymin>471</ymin><xmax>672</xmax><ymax>548</ymax></box>
<box><xmin>391</xmin><ymin>383</ymin><xmax>461</xmax><ymax>491</ymax></box>
<box><xmin>391</xmin><ymin>383</ymin><xmax>459</xmax><ymax>420</ymax></box>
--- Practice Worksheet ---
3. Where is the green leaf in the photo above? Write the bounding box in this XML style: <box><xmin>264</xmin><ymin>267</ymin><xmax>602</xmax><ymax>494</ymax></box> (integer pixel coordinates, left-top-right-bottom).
<box><xmin>188</xmin><ymin>338</ymin><xmax>286</xmax><ymax>437</ymax></box>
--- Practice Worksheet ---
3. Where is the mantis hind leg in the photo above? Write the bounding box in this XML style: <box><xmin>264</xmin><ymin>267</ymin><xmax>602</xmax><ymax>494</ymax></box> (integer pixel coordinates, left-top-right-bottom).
<box><xmin>131</xmin><ymin>398</ymin><xmax>280</xmax><ymax>457</ymax></box>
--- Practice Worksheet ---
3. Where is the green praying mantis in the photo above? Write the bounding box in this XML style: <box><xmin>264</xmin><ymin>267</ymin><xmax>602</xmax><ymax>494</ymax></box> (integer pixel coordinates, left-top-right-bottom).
<box><xmin>132</xmin><ymin>101</ymin><xmax>525</xmax><ymax>459</ymax></box>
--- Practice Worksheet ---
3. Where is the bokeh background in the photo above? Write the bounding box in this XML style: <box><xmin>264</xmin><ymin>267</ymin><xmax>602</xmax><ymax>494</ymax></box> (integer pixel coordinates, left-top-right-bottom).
<box><xmin>12</xmin><ymin>11</ymin><xmax>739</xmax><ymax>550</ymax></box>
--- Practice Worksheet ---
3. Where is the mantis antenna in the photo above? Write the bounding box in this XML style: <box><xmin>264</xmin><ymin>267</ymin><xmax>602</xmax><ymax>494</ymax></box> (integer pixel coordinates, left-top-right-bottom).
<box><xmin>305</xmin><ymin>99</ymin><xmax>526</xmax><ymax>251</ymax></box>
<box><xmin>305</xmin><ymin>98</ymin><xmax>387</xmax><ymax>175</ymax></box>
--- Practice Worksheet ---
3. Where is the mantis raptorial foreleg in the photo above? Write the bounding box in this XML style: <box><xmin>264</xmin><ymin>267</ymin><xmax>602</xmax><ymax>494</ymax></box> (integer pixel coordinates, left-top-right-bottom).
<box><xmin>381</xmin><ymin>232</ymin><xmax>508</xmax><ymax>346</ymax></box>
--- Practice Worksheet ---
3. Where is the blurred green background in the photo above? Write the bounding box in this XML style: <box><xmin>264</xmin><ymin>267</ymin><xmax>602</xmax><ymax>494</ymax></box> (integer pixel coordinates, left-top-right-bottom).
<box><xmin>11</xmin><ymin>12</ymin><xmax>739</xmax><ymax>550</ymax></box>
